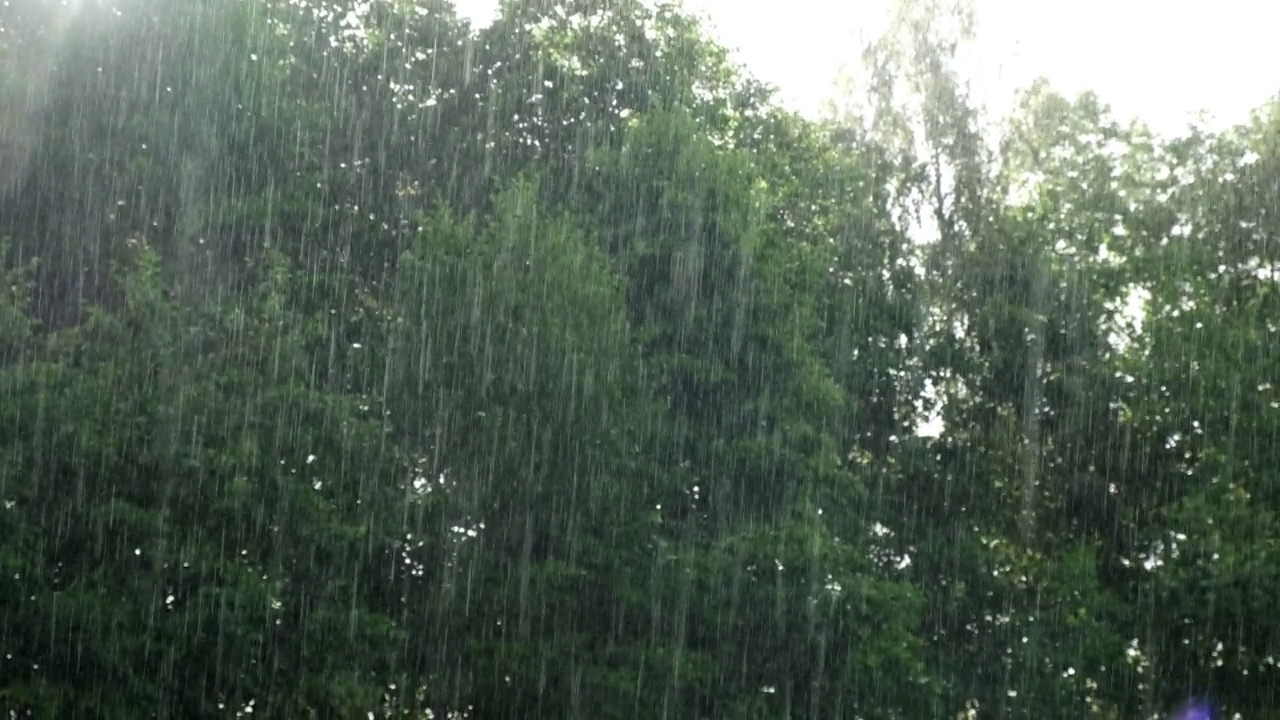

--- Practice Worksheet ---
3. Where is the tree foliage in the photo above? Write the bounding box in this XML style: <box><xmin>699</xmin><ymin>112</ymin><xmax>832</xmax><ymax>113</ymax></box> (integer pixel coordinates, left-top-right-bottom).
<box><xmin>1</xmin><ymin>0</ymin><xmax>1277</xmax><ymax>717</ymax></box>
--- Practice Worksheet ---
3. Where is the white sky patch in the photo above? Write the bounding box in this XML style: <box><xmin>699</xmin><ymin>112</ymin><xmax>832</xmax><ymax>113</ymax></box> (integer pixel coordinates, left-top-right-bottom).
<box><xmin>451</xmin><ymin>0</ymin><xmax>1280</xmax><ymax>135</ymax></box>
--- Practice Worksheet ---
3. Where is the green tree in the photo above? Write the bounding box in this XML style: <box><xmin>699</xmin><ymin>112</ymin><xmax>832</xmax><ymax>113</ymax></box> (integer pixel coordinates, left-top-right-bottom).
<box><xmin>0</xmin><ymin>243</ymin><xmax>416</xmax><ymax>716</ymax></box>
<box><xmin>1112</xmin><ymin>100</ymin><xmax>1280</xmax><ymax>717</ymax></box>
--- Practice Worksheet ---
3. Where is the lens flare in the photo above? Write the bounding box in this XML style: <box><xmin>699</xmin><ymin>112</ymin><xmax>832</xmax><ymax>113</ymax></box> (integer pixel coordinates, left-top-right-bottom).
<box><xmin>1171</xmin><ymin>699</ymin><xmax>1214</xmax><ymax>720</ymax></box>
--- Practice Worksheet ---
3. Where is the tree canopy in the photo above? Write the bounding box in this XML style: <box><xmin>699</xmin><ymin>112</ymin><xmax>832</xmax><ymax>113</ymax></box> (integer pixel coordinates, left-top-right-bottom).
<box><xmin>1</xmin><ymin>0</ymin><xmax>1276</xmax><ymax>717</ymax></box>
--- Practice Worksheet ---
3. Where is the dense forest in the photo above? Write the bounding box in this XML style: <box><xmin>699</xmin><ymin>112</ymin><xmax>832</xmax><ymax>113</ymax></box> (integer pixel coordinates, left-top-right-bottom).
<box><xmin>0</xmin><ymin>0</ymin><xmax>1276</xmax><ymax>717</ymax></box>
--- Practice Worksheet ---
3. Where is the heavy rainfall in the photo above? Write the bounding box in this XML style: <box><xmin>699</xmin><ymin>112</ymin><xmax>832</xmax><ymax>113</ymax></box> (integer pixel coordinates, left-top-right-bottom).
<box><xmin>0</xmin><ymin>0</ymin><xmax>1276</xmax><ymax>718</ymax></box>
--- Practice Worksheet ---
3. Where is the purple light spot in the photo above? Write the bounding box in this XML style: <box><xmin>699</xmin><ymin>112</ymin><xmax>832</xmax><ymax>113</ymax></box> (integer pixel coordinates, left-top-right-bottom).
<box><xmin>1171</xmin><ymin>700</ymin><xmax>1213</xmax><ymax>720</ymax></box>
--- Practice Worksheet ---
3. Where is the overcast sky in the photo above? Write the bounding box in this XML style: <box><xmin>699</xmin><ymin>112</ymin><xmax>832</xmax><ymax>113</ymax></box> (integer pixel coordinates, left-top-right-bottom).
<box><xmin>453</xmin><ymin>0</ymin><xmax>1280</xmax><ymax>136</ymax></box>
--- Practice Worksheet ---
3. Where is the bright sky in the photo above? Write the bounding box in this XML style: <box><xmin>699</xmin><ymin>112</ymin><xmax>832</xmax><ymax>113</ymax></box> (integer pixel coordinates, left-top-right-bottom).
<box><xmin>453</xmin><ymin>0</ymin><xmax>1280</xmax><ymax>136</ymax></box>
